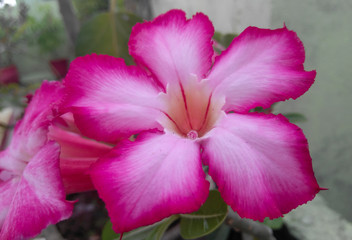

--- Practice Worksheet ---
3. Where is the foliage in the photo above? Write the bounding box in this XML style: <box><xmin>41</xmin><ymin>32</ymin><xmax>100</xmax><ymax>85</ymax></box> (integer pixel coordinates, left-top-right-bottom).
<box><xmin>22</xmin><ymin>5</ymin><xmax>65</xmax><ymax>57</ymax></box>
<box><xmin>180</xmin><ymin>190</ymin><xmax>228</xmax><ymax>239</ymax></box>
<box><xmin>213</xmin><ymin>32</ymin><xmax>238</xmax><ymax>53</ymax></box>
<box><xmin>75</xmin><ymin>11</ymin><xmax>142</xmax><ymax>65</ymax></box>
<box><xmin>102</xmin><ymin>216</ymin><xmax>179</xmax><ymax>240</ymax></box>
<box><xmin>0</xmin><ymin>2</ymin><xmax>28</xmax><ymax>67</ymax></box>
<box><xmin>101</xmin><ymin>190</ymin><xmax>228</xmax><ymax>240</ymax></box>
<box><xmin>72</xmin><ymin>0</ymin><xmax>109</xmax><ymax>22</ymax></box>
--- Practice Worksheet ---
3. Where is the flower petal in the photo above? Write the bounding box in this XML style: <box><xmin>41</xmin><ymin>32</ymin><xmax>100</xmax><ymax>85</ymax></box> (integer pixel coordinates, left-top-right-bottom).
<box><xmin>70</xmin><ymin>104</ymin><xmax>163</xmax><ymax>143</ymax></box>
<box><xmin>15</xmin><ymin>81</ymin><xmax>64</xmax><ymax>136</ymax></box>
<box><xmin>64</xmin><ymin>54</ymin><xmax>163</xmax><ymax>142</ymax></box>
<box><xmin>60</xmin><ymin>157</ymin><xmax>98</xmax><ymax>194</ymax></box>
<box><xmin>201</xmin><ymin>113</ymin><xmax>320</xmax><ymax>221</ymax></box>
<box><xmin>207</xmin><ymin>26</ymin><xmax>316</xmax><ymax>112</ymax></box>
<box><xmin>48</xmin><ymin>123</ymin><xmax>113</xmax><ymax>194</ymax></box>
<box><xmin>7</xmin><ymin>81</ymin><xmax>64</xmax><ymax>162</ymax></box>
<box><xmin>129</xmin><ymin>9</ymin><xmax>214</xmax><ymax>88</ymax></box>
<box><xmin>48</xmin><ymin>124</ymin><xmax>112</xmax><ymax>159</ymax></box>
<box><xmin>0</xmin><ymin>142</ymin><xmax>74</xmax><ymax>239</ymax></box>
<box><xmin>90</xmin><ymin>132</ymin><xmax>209</xmax><ymax>233</ymax></box>
<box><xmin>0</xmin><ymin>178</ymin><xmax>18</xmax><ymax>228</ymax></box>
<box><xmin>0</xmin><ymin>149</ymin><xmax>27</xmax><ymax>176</ymax></box>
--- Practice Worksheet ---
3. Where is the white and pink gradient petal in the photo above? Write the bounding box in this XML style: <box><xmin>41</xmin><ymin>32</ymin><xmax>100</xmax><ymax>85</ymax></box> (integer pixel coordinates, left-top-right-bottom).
<box><xmin>0</xmin><ymin>178</ymin><xmax>18</xmax><ymax>229</ymax></box>
<box><xmin>0</xmin><ymin>142</ymin><xmax>74</xmax><ymax>240</ymax></box>
<box><xmin>9</xmin><ymin>81</ymin><xmax>65</xmax><ymax>159</ymax></box>
<box><xmin>207</xmin><ymin>26</ymin><xmax>316</xmax><ymax>113</ymax></box>
<box><xmin>129</xmin><ymin>9</ymin><xmax>214</xmax><ymax>89</ymax></box>
<box><xmin>201</xmin><ymin>113</ymin><xmax>321</xmax><ymax>221</ymax></box>
<box><xmin>70</xmin><ymin>105</ymin><xmax>163</xmax><ymax>143</ymax></box>
<box><xmin>90</xmin><ymin>131</ymin><xmax>210</xmax><ymax>233</ymax></box>
<box><xmin>0</xmin><ymin>81</ymin><xmax>65</xmax><ymax>176</ymax></box>
<box><xmin>0</xmin><ymin>149</ymin><xmax>27</xmax><ymax>176</ymax></box>
<box><xmin>64</xmin><ymin>54</ymin><xmax>163</xmax><ymax>142</ymax></box>
<box><xmin>14</xmin><ymin>81</ymin><xmax>65</xmax><ymax>136</ymax></box>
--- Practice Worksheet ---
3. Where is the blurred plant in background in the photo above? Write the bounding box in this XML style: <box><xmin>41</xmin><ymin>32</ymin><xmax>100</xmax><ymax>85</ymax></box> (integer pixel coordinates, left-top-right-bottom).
<box><xmin>23</xmin><ymin>4</ymin><xmax>69</xmax><ymax>79</ymax></box>
<box><xmin>0</xmin><ymin>1</ymin><xmax>27</xmax><ymax>67</ymax></box>
<box><xmin>74</xmin><ymin>0</ymin><xmax>142</xmax><ymax>65</ymax></box>
<box><xmin>0</xmin><ymin>1</ymin><xmax>28</xmax><ymax>84</ymax></box>
<box><xmin>72</xmin><ymin>0</ymin><xmax>109</xmax><ymax>21</ymax></box>
<box><xmin>24</xmin><ymin>5</ymin><xmax>64</xmax><ymax>58</ymax></box>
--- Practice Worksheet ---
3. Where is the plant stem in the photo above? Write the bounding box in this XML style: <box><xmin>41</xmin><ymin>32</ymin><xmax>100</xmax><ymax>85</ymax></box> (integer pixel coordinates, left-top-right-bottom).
<box><xmin>226</xmin><ymin>209</ymin><xmax>276</xmax><ymax>240</ymax></box>
<box><xmin>57</xmin><ymin>0</ymin><xmax>80</xmax><ymax>52</ymax></box>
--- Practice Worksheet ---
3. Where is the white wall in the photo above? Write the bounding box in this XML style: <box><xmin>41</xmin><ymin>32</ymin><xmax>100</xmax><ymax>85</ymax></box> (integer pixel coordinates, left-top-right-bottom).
<box><xmin>151</xmin><ymin>0</ymin><xmax>272</xmax><ymax>33</ymax></box>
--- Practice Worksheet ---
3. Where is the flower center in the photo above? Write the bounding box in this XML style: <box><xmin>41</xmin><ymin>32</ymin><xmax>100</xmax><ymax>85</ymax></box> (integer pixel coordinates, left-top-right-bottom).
<box><xmin>187</xmin><ymin>130</ymin><xmax>198</xmax><ymax>140</ymax></box>
<box><xmin>159</xmin><ymin>77</ymin><xmax>223</xmax><ymax>139</ymax></box>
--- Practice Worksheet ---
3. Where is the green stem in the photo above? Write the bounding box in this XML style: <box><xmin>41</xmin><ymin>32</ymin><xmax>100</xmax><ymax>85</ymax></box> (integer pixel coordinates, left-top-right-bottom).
<box><xmin>109</xmin><ymin>0</ymin><xmax>117</xmax><ymax>13</ymax></box>
<box><xmin>109</xmin><ymin>0</ymin><xmax>119</xmax><ymax>56</ymax></box>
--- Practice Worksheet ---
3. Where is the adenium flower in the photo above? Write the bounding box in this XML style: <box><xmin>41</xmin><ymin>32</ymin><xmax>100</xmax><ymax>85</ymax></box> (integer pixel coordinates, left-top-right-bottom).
<box><xmin>0</xmin><ymin>81</ymin><xmax>73</xmax><ymax>239</ymax></box>
<box><xmin>63</xmin><ymin>10</ymin><xmax>321</xmax><ymax>233</ymax></box>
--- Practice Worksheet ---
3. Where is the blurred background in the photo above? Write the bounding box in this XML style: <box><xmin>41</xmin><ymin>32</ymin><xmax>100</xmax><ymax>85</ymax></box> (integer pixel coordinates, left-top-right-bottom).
<box><xmin>1</xmin><ymin>0</ymin><xmax>351</xmax><ymax>239</ymax></box>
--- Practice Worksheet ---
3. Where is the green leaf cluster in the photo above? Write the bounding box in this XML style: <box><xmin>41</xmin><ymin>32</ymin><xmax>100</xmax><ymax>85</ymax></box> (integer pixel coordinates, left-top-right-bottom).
<box><xmin>102</xmin><ymin>216</ymin><xmax>178</xmax><ymax>240</ymax></box>
<box><xmin>24</xmin><ymin>12</ymin><xmax>65</xmax><ymax>56</ymax></box>
<box><xmin>102</xmin><ymin>190</ymin><xmax>228</xmax><ymax>240</ymax></box>
<box><xmin>75</xmin><ymin>11</ymin><xmax>142</xmax><ymax>65</ymax></box>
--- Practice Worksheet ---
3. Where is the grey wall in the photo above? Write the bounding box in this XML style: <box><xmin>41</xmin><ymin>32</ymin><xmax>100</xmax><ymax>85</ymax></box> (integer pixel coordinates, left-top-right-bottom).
<box><xmin>151</xmin><ymin>0</ymin><xmax>272</xmax><ymax>32</ymax></box>
<box><xmin>271</xmin><ymin>0</ymin><xmax>352</xmax><ymax>221</ymax></box>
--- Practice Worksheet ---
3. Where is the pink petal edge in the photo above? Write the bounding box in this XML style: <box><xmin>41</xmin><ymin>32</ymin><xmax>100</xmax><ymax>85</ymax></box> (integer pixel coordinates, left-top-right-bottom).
<box><xmin>63</xmin><ymin>54</ymin><xmax>163</xmax><ymax>142</ymax></box>
<box><xmin>201</xmin><ymin>113</ymin><xmax>320</xmax><ymax>221</ymax></box>
<box><xmin>207</xmin><ymin>26</ymin><xmax>316</xmax><ymax>112</ymax></box>
<box><xmin>90</xmin><ymin>131</ymin><xmax>209</xmax><ymax>233</ymax></box>
<box><xmin>0</xmin><ymin>142</ymin><xmax>74</xmax><ymax>239</ymax></box>
<box><xmin>129</xmin><ymin>9</ymin><xmax>214</xmax><ymax>89</ymax></box>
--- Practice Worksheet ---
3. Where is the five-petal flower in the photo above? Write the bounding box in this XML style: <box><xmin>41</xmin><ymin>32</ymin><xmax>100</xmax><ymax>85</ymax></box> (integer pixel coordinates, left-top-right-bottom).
<box><xmin>63</xmin><ymin>10</ymin><xmax>321</xmax><ymax>233</ymax></box>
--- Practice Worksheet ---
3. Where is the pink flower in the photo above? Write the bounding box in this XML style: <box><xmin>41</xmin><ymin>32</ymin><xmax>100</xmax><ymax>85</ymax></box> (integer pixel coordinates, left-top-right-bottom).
<box><xmin>63</xmin><ymin>10</ymin><xmax>321</xmax><ymax>233</ymax></box>
<box><xmin>0</xmin><ymin>81</ymin><xmax>74</xmax><ymax>239</ymax></box>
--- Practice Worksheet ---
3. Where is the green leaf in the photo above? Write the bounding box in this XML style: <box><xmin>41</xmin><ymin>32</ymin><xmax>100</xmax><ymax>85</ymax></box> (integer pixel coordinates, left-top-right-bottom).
<box><xmin>102</xmin><ymin>216</ymin><xmax>179</xmax><ymax>240</ymax></box>
<box><xmin>283</xmin><ymin>113</ymin><xmax>307</xmax><ymax>123</ymax></box>
<box><xmin>101</xmin><ymin>220</ymin><xmax>119</xmax><ymax>240</ymax></box>
<box><xmin>102</xmin><ymin>219</ymin><xmax>154</xmax><ymax>240</ymax></box>
<box><xmin>75</xmin><ymin>11</ymin><xmax>142</xmax><ymax>64</ymax></box>
<box><xmin>213</xmin><ymin>32</ymin><xmax>238</xmax><ymax>49</ymax></box>
<box><xmin>180</xmin><ymin>190</ymin><xmax>228</xmax><ymax>239</ymax></box>
<box><xmin>263</xmin><ymin>217</ymin><xmax>284</xmax><ymax>230</ymax></box>
<box><xmin>252</xmin><ymin>106</ymin><xmax>265</xmax><ymax>112</ymax></box>
<box><xmin>145</xmin><ymin>215</ymin><xmax>179</xmax><ymax>240</ymax></box>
